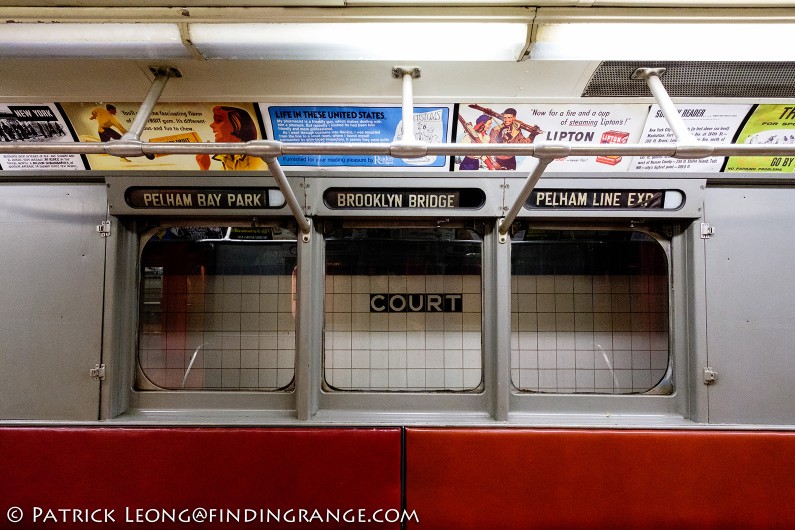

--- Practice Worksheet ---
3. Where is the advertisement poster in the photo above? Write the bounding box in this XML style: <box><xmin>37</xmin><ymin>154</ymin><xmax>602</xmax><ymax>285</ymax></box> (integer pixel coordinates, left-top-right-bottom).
<box><xmin>0</xmin><ymin>103</ymin><xmax>86</xmax><ymax>170</ymax></box>
<box><xmin>262</xmin><ymin>104</ymin><xmax>452</xmax><ymax>170</ymax></box>
<box><xmin>454</xmin><ymin>103</ymin><xmax>647</xmax><ymax>173</ymax></box>
<box><xmin>725</xmin><ymin>104</ymin><xmax>795</xmax><ymax>173</ymax></box>
<box><xmin>631</xmin><ymin>104</ymin><xmax>752</xmax><ymax>172</ymax></box>
<box><xmin>60</xmin><ymin>102</ymin><xmax>265</xmax><ymax>171</ymax></box>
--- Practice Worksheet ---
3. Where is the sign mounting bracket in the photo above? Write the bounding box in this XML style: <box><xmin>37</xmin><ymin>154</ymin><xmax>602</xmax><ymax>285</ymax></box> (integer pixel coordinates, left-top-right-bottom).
<box><xmin>263</xmin><ymin>156</ymin><xmax>312</xmax><ymax>240</ymax></box>
<box><xmin>497</xmin><ymin>157</ymin><xmax>553</xmax><ymax>242</ymax></box>
<box><xmin>632</xmin><ymin>67</ymin><xmax>713</xmax><ymax>160</ymax></box>
<box><xmin>391</xmin><ymin>66</ymin><xmax>427</xmax><ymax>161</ymax></box>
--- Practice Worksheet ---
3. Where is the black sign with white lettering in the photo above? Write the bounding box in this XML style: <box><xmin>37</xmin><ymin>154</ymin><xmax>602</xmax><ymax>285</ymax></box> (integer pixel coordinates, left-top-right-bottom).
<box><xmin>370</xmin><ymin>293</ymin><xmax>463</xmax><ymax>313</ymax></box>
<box><xmin>125</xmin><ymin>187</ymin><xmax>284</xmax><ymax>209</ymax></box>
<box><xmin>527</xmin><ymin>189</ymin><xmax>666</xmax><ymax>209</ymax></box>
<box><xmin>8</xmin><ymin>105</ymin><xmax>58</xmax><ymax>121</ymax></box>
<box><xmin>324</xmin><ymin>188</ymin><xmax>485</xmax><ymax>210</ymax></box>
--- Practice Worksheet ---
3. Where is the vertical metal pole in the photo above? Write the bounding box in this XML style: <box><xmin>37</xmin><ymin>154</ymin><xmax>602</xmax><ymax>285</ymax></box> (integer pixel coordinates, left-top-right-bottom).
<box><xmin>485</xmin><ymin>221</ymin><xmax>512</xmax><ymax>421</ymax></box>
<box><xmin>263</xmin><ymin>157</ymin><xmax>311</xmax><ymax>238</ymax></box>
<box><xmin>401</xmin><ymin>72</ymin><xmax>415</xmax><ymax>143</ymax></box>
<box><xmin>632</xmin><ymin>67</ymin><xmax>695</xmax><ymax>144</ymax></box>
<box><xmin>122</xmin><ymin>67</ymin><xmax>179</xmax><ymax>141</ymax></box>
<box><xmin>392</xmin><ymin>67</ymin><xmax>421</xmax><ymax>143</ymax></box>
<box><xmin>295</xmin><ymin>216</ymin><xmax>323</xmax><ymax>421</ymax></box>
<box><xmin>498</xmin><ymin>157</ymin><xmax>552</xmax><ymax>238</ymax></box>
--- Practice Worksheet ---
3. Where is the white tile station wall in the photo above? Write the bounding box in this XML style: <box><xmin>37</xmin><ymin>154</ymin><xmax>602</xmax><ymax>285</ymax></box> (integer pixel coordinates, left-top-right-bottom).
<box><xmin>324</xmin><ymin>273</ymin><xmax>483</xmax><ymax>391</ymax></box>
<box><xmin>511</xmin><ymin>273</ymin><xmax>669</xmax><ymax>394</ymax></box>
<box><xmin>139</xmin><ymin>272</ymin><xmax>296</xmax><ymax>390</ymax></box>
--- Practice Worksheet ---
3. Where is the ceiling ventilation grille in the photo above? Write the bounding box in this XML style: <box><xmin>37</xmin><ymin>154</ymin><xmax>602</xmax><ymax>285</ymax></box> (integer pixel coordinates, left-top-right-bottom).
<box><xmin>583</xmin><ymin>61</ymin><xmax>795</xmax><ymax>98</ymax></box>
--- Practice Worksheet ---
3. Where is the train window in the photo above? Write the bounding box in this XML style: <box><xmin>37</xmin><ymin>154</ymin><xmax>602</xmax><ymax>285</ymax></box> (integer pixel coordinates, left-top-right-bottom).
<box><xmin>324</xmin><ymin>227</ymin><xmax>483</xmax><ymax>392</ymax></box>
<box><xmin>137</xmin><ymin>226</ymin><xmax>297</xmax><ymax>391</ymax></box>
<box><xmin>511</xmin><ymin>229</ymin><xmax>670</xmax><ymax>394</ymax></box>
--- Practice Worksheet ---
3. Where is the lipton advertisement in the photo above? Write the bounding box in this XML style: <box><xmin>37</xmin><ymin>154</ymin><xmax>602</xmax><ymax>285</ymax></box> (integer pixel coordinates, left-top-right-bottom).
<box><xmin>454</xmin><ymin>103</ymin><xmax>647</xmax><ymax>172</ymax></box>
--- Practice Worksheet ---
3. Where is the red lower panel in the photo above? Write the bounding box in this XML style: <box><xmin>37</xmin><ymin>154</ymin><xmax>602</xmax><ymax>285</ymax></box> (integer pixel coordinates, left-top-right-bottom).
<box><xmin>406</xmin><ymin>428</ymin><xmax>795</xmax><ymax>530</ymax></box>
<box><xmin>0</xmin><ymin>427</ymin><xmax>401</xmax><ymax>529</ymax></box>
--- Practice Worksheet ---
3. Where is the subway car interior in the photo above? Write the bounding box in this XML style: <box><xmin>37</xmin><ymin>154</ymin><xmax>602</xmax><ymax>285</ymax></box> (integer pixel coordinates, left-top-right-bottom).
<box><xmin>2</xmin><ymin>1</ymin><xmax>795</xmax><ymax>528</ymax></box>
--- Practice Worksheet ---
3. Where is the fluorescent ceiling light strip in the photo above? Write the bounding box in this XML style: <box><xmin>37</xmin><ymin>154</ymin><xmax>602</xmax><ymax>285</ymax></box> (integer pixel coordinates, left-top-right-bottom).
<box><xmin>189</xmin><ymin>22</ymin><xmax>528</xmax><ymax>61</ymax></box>
<box><xmin>531</xmin><ymin>22</ymin><xmax>795</xmax><ymax>60</ymax></box>
<box><xmin>0</xmin><ymin>23</ymin><xmax>191</xmax><ymax>59</ymax></box>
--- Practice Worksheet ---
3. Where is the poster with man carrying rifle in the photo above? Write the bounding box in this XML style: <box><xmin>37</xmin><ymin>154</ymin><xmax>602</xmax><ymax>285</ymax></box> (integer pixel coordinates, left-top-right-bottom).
<box><xmin>454</xmin><ymin>103</ymin><xmax>646</xmax><ymax>172</ymax></box>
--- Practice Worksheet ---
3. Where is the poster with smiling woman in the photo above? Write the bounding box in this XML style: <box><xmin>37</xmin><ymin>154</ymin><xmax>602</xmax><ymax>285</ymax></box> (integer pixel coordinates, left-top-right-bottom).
<box><xmin>60</xmin><ymin>102</ymin><xmax>265</xmax><ymax>171</ymax></box>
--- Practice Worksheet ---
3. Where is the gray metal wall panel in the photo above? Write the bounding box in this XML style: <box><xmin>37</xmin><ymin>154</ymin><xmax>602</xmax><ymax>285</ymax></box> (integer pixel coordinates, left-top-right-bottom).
<box><xmin>704</xmin><ymin>187</ymin><xmax>795</xmax><ymax>424</ymax></box>
<box><xmin>0</xmin><ymin>184</ymin><xmax>106</xmax><ymax>420</ymax></box>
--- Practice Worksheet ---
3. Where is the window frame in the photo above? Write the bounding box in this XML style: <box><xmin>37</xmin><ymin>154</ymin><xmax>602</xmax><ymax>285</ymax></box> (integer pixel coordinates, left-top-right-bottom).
<box><xmin>509</xmin><ymin>226</ymin><xmax>673</xmax><ymax>396</ymax></box>
<box><xmin>128</xmin><ymin>220</ymin><xmax>298</xmax><ymax>414</ymax></box>
<box><xmin>505</xmin><ymin>221</ymin><xmax>689</xmax><ymax>421</ymax></box>
<box><xmin>314</xmin><ymin>220</ymin><xmax>496</xmax><ymax>420</ymax></box>
<box><xmin>118</xmin><ymin>216</ymin><xmax>690</xmax><ymax>424</ymax></box>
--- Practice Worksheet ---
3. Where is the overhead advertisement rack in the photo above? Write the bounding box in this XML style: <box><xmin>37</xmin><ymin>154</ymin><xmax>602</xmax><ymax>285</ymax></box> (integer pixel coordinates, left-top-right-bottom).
<box><xmin>2</xmin><ymin>65</ymin><xmax>795</xmax><ymax>238</ymax></box>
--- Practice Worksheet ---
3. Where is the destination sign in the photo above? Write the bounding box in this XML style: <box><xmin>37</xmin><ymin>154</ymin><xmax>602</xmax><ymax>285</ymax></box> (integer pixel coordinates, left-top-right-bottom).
<box><xmin>324</xmin><ymin>188</ymin><xmax>485</xmax><ymax>210</ymax></box>
<box><xmin>125</xmin><ymin>187</ymin><xmax>286</xmax><ymax>209</ymax></box>
<box><xmin>526</xmin><ymin>189</ymin><xmax>668</xmax><ymax>209</ymax></box>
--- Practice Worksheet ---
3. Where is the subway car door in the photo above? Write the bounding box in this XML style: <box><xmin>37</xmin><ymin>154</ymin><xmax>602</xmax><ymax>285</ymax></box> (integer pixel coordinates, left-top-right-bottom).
<box><xmin>0</xmin><ymin>183</ymin><xmax>107</xmax><ymax>420</ymax></box>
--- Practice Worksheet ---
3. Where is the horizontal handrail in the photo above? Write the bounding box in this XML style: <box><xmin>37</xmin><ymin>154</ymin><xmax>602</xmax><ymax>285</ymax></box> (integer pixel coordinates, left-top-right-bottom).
<box><xmin>0</xmin><ymin>139</ymin><xmax>793</xmax><ymax>159</ymax></box>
